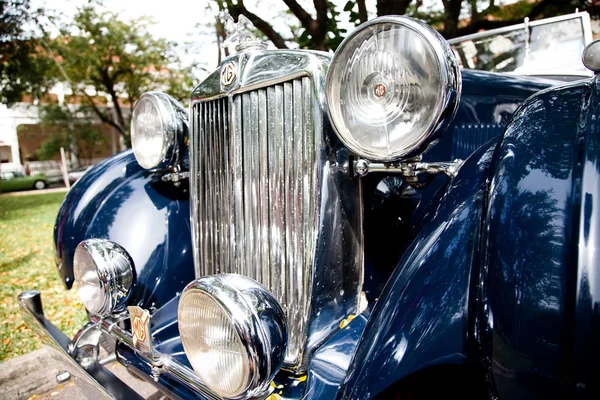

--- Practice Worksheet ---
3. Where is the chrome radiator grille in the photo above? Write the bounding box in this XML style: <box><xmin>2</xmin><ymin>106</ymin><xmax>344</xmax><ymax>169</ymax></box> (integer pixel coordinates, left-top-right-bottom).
<box><xmin>191</xmin><ymin>77</ymin><xmax>319</xmax><ymax>366</ymax></box>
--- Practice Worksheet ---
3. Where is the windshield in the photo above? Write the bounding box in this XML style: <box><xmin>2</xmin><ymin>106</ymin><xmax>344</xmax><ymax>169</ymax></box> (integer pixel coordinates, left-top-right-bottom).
<box><xmin>450</xmin><ymin>13</ymin><xmax>592</xmax><ymax>77</ymax></box>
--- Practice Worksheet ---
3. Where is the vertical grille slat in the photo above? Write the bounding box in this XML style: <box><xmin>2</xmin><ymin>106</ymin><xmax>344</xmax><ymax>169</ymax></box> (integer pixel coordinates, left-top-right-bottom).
<box><xmin>267</xmin><ymin>85</ymin><xmax>285</xmax><ymax>305</ymax></box>
<box><xmin>257</xmin><ymin>89</ymin><xmax>269</xmax><ymax>288</ymax></box>
<box><xmin>232</xmin><ymin>95</ymin><xmax>245</xmax><ymax>275</ymax></box>
<box><xmin>193</xmin><ymin>77</ymin><xmax>317</xmax><ymax>367</ymax></box>
<box><xmin>282</xmin><ymin>81</ymin><xmax>295</xmax><ymax>348</ymax></box>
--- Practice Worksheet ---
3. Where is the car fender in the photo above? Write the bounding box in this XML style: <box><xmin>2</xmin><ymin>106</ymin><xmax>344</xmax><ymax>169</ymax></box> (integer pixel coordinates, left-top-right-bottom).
<box><xmin>339</xmin><ymin>138</ymin><xmax>497</xmax><ymax>398</ymax></box>
<box><xmin>54</xmin><ymin>150</ymin><xmax>195</xmax><ymax>310</ymax></box>
<box><xmin>480</xmin><ymin>77</ymin><xmax>600</xmax><ymax>399</ymax></box>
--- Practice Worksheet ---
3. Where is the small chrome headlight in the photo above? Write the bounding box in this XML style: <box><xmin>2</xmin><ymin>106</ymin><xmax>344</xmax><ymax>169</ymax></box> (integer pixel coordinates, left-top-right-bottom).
<box><xmin>131</xmin><ymin>92</ymin><xmax>188</xmax><ymax>169</ymax></box>
<box><xmin>178</xmin><ymin>274</ymin><xmax>287</xmax><ymax>399</ymax></box>
<box><xmin>326</xmin><ymin>16</ymin><xmax>461</xmax><ymax>161</ymax></box>
<box><xmin>73</xmin><ymin>239</ymin><xmax>134</xmax><ymax>316</ymax></box>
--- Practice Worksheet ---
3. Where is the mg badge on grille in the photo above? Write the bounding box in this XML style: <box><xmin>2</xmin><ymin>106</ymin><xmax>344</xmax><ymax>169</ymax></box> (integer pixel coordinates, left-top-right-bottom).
<box><xmin>128</xmin><ymin>306</ymin><xmax>152</xmax><ymax>353</ymax></box>
<box><xmin>221</xmin><ymin>62</ymin><xmax>236</xmax><ymax>86</ymax></box>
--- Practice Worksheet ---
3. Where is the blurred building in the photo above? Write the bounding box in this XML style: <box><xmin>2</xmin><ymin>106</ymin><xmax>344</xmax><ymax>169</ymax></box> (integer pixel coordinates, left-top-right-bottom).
<box><xmin>0</xmin><ymin>82</ymin><xmax>122</xmax><ymax>174</ymax></box>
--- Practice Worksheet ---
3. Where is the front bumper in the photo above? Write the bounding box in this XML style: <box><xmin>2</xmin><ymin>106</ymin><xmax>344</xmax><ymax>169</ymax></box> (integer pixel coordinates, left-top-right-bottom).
<box><xmin>18</xmin><ymin>290</ymin><xmax>143</xmax><ymax>400</ymax></box>
<box><xmin>19</xmin><ymin>289</ymin><xmax>368</xmax><ymax>400</ymax></box>
<box><xmin>18</xmin><ymin>290</ymin><xmax>218</xmax><ymax>400</ymax></box>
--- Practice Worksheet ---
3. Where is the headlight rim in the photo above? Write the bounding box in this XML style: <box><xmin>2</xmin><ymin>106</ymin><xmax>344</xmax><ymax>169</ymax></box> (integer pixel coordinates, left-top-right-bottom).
<box><xmin>178</xmin><ymin>274</ymin><xmax>287</xmax><ymax>400</ymax></box>
<box><xmin>325</xmin><ymin>15</ymin><xmax>461</xmax><ymax>162</ymax></box>
<box><xmin>73</xmin><ymin>239</ymin><xmax>135</xmax><ymax>317</ymax></box>
<box><xmin>131</xmin><ymin>91</ymin><xmax>188</xmax><ymax>170</ymax></box>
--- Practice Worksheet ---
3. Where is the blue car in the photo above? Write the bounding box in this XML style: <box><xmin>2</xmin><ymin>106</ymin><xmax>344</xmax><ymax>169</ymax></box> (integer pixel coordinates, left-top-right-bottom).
<box><xmin>19</xmin><ymin>11</ymin><xmax>600</xmax><ymax>400</ymax></box>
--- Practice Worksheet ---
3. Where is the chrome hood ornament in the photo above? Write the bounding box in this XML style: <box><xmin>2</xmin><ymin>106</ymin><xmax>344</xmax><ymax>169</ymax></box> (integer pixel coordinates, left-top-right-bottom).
<box><xmin>219</xmin><ymin>10</ymin><xmax>267</xmax><ymax>54</ymax></box>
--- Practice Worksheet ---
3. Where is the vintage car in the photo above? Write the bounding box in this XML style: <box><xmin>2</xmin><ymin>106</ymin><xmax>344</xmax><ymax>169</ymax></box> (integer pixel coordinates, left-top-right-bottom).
<box><xmin>18</xmin><ymin>11</ymin><xmax>600</xmax><ymax>400</ymax></box>
<box><xmin>1</xmin><ymin>170</ymin><xmax>48</xmax><ymax>192</ymax></box>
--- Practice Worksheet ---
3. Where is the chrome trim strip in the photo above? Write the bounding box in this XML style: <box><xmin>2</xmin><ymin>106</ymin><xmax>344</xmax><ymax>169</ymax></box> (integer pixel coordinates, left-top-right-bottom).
<box><xmin>89</xmin><ymin>315</ymin><xmax>221</xmax><ymax>400</ymax></box>
<box><xmin>193</xmin><ymin>71</ymin><xmax>311</xmax><ymax>102</ymax></box>
<box><xmin>448</xmin><ymin>11</ymin><xmax>593</xmax><ymax>44</ymax></box>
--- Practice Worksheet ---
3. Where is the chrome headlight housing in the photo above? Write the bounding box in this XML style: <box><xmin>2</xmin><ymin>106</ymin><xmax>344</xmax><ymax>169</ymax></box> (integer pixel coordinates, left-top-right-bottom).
<box><xmin>131</xmin><ymin>92</ymin><xmax>188</xmax><ymax>169</ymax></box>
<box><xmin>178</xmin><ymin>274</ymin><xmax>287</xmax><ymax>399</ymax></box>
<box><xmin>73</xmin><ymin>239</ymin><xmax>134</xmax><ymax>317</ymax></box>
<box><xmin>326</xmin><ymin>16</ymin><xmax>461</xmax><ymax>161</ymax></box>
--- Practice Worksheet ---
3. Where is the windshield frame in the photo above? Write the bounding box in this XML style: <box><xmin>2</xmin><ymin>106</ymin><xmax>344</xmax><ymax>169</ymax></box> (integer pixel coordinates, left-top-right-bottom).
<box><xmin>448</xmin><ymin>12</ymin><xmax>594</xmax><ymax>78</ymax></box>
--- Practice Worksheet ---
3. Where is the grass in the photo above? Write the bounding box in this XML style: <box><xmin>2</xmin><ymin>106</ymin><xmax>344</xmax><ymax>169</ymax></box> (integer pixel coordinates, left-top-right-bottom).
<box><xmin>0</xmin><ymin>191</ymin><xmax>87</xmax><ymax>361</ymax></box>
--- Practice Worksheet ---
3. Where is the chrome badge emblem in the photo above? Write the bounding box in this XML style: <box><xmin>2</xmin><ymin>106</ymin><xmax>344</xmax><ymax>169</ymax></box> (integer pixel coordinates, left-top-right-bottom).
<box><xmin>128</xmin><ymin>306</ymin><xmax>152</xmax><ymax>353</ymax></box>
<box><xmin>221</xmin><ymin>62</ymin><xmax>236</xmax><ymax>86</ymax></box>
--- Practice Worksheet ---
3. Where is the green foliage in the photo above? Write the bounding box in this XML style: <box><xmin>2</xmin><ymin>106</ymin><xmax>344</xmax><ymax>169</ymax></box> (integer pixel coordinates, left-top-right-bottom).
<box><xmin>37</xmin><ymin>104</ymin><xmax>107</xmax><ymax>163</ymax></box>
<box><xmin>36</xmin><ymin>134</ymin><xmax>66</xmax><ymax>161</ymax></box>
<box><xmin>406</xmin><ymin>2</ymin><xmax>446</xmax><ymax>28</ymax></box>
<box><xmin>325</xmin><ymin>1</ymin><xmax>347</xmax><ymax>50</ymax></box>
<box><xmin>0</xmin><ymin>0</ymin><xmax>57</xmax><ymax>105</ymax></box>
<box><xmin>3</xmin><ymin>0</ymin><xmax>197</xmax><ymax>143</ymax></box>
<box><xmin>49</xmin><ymin>3</ymin><xmax>196</xmax><ymax>140</ymax></box>
<box><xmin>344</xmin><ymin>1</ymin><xmax>362</xmax><ymax>27</ymax></box>
<box><xmin>296</xmin><ymin>2</ymin><xmax>346</xmax><ymax>50</ymax></box>
<box><xmin>0</xmin><ymin>191</ymin><xmax>87</xmax><ymax>361</ymax></box>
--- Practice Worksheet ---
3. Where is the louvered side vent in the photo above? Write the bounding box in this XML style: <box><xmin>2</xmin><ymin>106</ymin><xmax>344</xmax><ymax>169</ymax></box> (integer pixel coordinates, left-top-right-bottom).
<box><xmin>192</xmin><ymin>77</ymin><xmax>318</xmax><ymax>366</ymax></box>
<box><xmin>451</xmin><ymin>123</ymin><xmax>504</xmax><ymax>160</ymax></box>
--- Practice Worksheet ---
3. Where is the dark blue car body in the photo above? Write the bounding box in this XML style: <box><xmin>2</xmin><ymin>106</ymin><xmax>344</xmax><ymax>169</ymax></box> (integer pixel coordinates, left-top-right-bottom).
<box><xmin>52</xmin><ymin>68</ymin><xmax>600</xmax><ymax>399</ymax></box>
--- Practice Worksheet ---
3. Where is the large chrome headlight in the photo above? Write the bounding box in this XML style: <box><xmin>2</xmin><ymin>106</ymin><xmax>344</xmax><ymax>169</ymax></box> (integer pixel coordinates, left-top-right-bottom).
<box><xmin>73</xmin><ymin>239</ymin><xmax>134</xmax><ymax>316</ymax></box>
<box><xmin>178</xmin><ymin>275</ymin><xmax>287</xmax><ymax>399</ymax></box>
<box><xmin>326</xmin><ymin>16</ymin><xmax>461</xmax><ymax>161</ymax></box>
<box><xmin>131</xmin><ymin>92</ymin><xmax>188</xmax><ymax>169</ymax></box>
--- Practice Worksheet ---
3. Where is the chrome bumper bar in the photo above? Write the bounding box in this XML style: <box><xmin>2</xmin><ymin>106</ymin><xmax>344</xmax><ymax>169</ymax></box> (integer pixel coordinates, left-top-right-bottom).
<box><xmin>19</xmin><ymin>290</ymin><xmax>220</xmax><ymax>400</ymax></box>
<box><xmin>18</xmin><ymin>290</ymin><xmax>143</xmax><ymax>400</ymax></box>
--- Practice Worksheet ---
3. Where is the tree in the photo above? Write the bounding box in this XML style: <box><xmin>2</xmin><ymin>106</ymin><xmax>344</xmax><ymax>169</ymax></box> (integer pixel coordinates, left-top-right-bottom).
<box><xmin>37</xmin><ymin>104</ymin><xmax>106</xmax><ymax>165</ymax></box>
<box><xmin>50</xmin><ymin>3</ymin><xmax>195</xmax><ymax>144</ymax></box>
<box><xmin>217</xmin><ymin>0</ymin><xmax>348</xmax><ymax>50</ymax></box>
<box><xmin>0</xmin><ymin>0</ymin><xmax>57</xmax><ymax>105</ymax></box>
<box><xmin>216</xmin><ymin>0</ymin><xmax>597</xmax><ymax>51</ymax></box>
<box><xmin>451</xmin><ymin>0</ymin><xmax>591</xmax><ymax>38</ymax></box>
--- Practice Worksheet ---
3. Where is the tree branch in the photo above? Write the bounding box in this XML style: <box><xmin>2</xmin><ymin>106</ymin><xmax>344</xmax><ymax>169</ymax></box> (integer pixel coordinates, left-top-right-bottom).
<box><xmin>357</xmin><ymin>0</ymin><xmax>368</xmax><ymax>23</ymax></box>
<box><xmin>377</xmin><ymin>0</ymin><xmax>413</xmax><ymax>15</ymax></box>
<box><xmin>282</xmin><ymin>0</ymin><xmax>315</xmax><ymax>31</ymax></box>
<box><xmin>442</xmin><ymin>0</ymin><xmax>463</xmax><ymax>38</ymax></box>
<box><xmin>312</xmin><ymin>0</ymin><xmax>329</xmax><ymax>48</ymax></box>
<box><xmin>314</xmin><ymin>0</ymin><xmax>328</xmax><ymax>28</ymax></box>
<box><xmin>82</xmin><ymin>91</ymin><xmax>126</xmax><ymax>137</ymax></box>
<box><xmin>99</xmin><ymin>68</ymin><xmax>126</xmax><ymax>133</ymax></box>
<box><xmin>227</xmin><ymin>0</ymin><xmax>289</xmax><ymax>48</ymax></box>
<box><xmin>452</xmin><ymin>0</ymin><xmax>563</xmax><ymax>38</ymax></box>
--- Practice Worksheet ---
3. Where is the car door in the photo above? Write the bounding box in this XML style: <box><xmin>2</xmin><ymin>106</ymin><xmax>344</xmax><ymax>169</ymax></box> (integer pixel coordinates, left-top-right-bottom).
<box><xmin>1</xmin><ymin>172</ymin><xmax>18</xmax><ymax>192</ymax></box>
<box><xmin>13</xmin><ymin>172</ymin><xmax>35</xmax><ymax>190</ymax></box>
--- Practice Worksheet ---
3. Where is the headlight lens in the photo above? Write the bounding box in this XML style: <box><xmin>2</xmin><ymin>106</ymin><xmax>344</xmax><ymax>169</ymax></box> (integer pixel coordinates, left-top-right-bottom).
<box><xmin>131</xmin><ymin>92</ymin><xmax>188</xmax><ymax>169</ymax></box>
<box><xmin>326</xmin><ymin>16</ymin><xmax>461</xmax><ymax>161</ymax></box>
<box><xmin>180</xmin><ymin>290</ymin><xmax>249</xmax><ymax>396</ymax></box>
<box><xmin>178</xmin><ymin>275</ymin><xmax>287</xmax><ymax>399</ymax></box>
<box><xmin>73</xmin><ymin>239</ymin><xmax>134</xmax><ymax>316</ymax></box>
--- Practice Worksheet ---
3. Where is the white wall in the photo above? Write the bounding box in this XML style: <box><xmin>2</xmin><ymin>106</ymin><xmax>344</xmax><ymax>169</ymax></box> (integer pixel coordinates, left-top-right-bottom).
<box><xmin>0</xmin><ymin>103</ymin><xmax>41</xmax><ymax>165</ymax></box>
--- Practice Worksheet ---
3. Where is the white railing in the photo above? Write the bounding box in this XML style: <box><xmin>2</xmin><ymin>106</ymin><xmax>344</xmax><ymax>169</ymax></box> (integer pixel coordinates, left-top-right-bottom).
<box><xmin>27</xmin><ymin>158</ymin><xmax>104</xmax><ymax>175</ymax></box>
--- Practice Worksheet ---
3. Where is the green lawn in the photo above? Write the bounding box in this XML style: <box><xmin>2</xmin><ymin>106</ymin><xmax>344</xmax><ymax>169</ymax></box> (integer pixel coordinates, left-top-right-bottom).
<box><xmin>0</xmin><ymin>191</ymin><xmax>87</xmax><ymax>361</ymax></box>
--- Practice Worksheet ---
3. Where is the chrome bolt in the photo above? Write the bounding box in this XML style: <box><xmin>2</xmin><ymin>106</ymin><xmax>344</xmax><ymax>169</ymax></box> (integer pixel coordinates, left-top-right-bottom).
<box><xmin>151</xmin><ymin>365</ymin><xmax>162</xmax><ymax>382</ymax></box>
<box><xmin>354</xmin><ymin>159</ymin><xmax>370</xmax><ymax>177</ymax></box>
